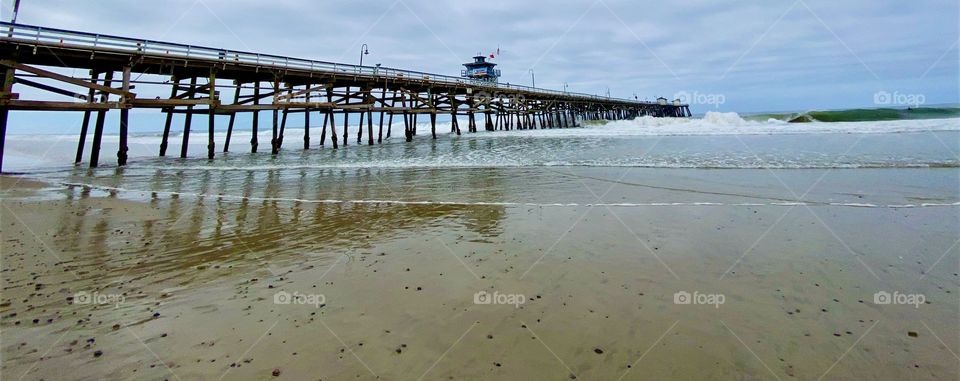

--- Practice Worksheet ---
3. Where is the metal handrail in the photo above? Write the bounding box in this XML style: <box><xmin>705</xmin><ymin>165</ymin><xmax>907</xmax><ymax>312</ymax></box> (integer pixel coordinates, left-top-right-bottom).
<box><xmin>0</xmin><ymin>22</ymin><xmax>669</xmax><ymax>106</ymax></box>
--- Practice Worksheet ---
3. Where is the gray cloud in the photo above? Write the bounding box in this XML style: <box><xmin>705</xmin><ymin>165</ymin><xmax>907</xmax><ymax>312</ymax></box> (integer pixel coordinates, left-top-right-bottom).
<box><xmin>4</xmin><ymin>0</ymin><xmax>958</xmax><ymax>112</ymax></box>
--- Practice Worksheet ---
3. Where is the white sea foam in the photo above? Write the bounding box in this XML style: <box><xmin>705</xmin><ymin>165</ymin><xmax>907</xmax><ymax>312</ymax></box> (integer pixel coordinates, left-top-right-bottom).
<box><xmin>484</xmin><ymin>112</ymin><xmax>959</xmax><ymax>138</ymax></box>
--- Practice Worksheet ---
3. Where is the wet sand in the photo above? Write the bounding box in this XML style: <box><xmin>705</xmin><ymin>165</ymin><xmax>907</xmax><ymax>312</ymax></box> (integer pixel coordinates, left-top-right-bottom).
<box><xmin>1</xmin><ymin>167</ymin><xmax>958</xmax><ymax>380</ymax></box>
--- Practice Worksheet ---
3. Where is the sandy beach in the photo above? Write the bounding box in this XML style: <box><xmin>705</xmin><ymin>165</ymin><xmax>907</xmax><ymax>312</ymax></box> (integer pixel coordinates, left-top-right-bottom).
<box><xmin>2</xmin><ymin>163</ymin><xmax>957</xmax><ymax>380</ymax></box>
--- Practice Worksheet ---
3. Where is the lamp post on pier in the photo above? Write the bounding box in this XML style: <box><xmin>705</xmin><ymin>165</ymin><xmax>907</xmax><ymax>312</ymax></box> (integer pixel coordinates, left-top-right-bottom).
<box><xmin>359</xmin><ymin>44</ymin><xmax>369</xmax><ymax>66</ymax></box>
<box><xmin>529</xmin><ymin>69</ymin><xmax>535</xmax><ymax>88</ymax></box>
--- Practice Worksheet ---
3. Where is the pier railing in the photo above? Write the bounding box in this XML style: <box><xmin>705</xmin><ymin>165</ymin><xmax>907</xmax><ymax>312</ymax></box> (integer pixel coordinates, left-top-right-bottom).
<box><xmin>0</xmin><ymin>22</ymin><xmax>654</xmax><ymax>105</ymax></box>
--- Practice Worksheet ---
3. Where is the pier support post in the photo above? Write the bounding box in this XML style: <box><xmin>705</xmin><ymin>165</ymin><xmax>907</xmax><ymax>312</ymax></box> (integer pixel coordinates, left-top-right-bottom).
<box><xmin>365</xmin><ymin>85</ymin><xmax>373</xmax><ymax>145</ymax></box>
<box><xmin>224</xmin><ymin>81</ymin><xmax>240</xmax><ymax>152</ymax></box>
<box><xmin>271</xmin><ymin>79</ymin><xmax>280</xmax><ymax>155</ymax></box>
<box><xmin>180</xmin><ymin>76</ymin><xmax>197</xmax><ymax>159</ymax></box>
<box><xmin>160</xmin><ymin>76</ymin><xmax>178</xmax><ymax>157</ymax></box>
<box><xmin>117</xmin><ymin>66</ymin><xmax>131</xmax><ymax>166</ymax></box>
<box><xmin>378</xmin><ymin>87</ymin><xmax>386</xmax><ymax>143</ymax></box>
<box><xmin>207</xmin><ymin>70</ymin><xmax>216</xmax><ymax>160</ymax></box>
<box><xmin>319</xmin><ymin>109</ymin><xmax>328</xmax><ymax>147</ymax></box>
<box><xmin>75</xmin><ymin>70</ymin><xmax>98</xmax><ymax>164</ymax></box>
<box><xmin>89</xmin><ymin>71</ymin><xmax>113</xmax><ymax>168</ymax></box>
<box><xmin>251</xmin><ymin>81</ymin><xmax>260</xmax><ymax>153</ymax></box>
<box><xmin>356</xmin><ymin>109</ymin><xmax>364</xmax><ymax>144</ymax></box>
<box><xmin>0</xmin><ymin>67</ymin><xmax>12</xmax><ymax>173</ymax></box>
<box><xmin>387</xmin><ymin>90</ymin><xmax>397</xmax><ymax>139</ymax></box>
<box><xmin>277</xmin><ymin>83</ymin><xmax>291</xmax><ymax>151</ymax></box>
<box><xmin>451</xmin><ymin>101</ymin><xmax>461</xmax><ymax>136</ymax></box>
<box><xmin>367</xmin><ymin>107</ymin><xmax>374</xmax><ymax>145</ymax></box>
<box><xmin>303</xmin><ymin>87</ymin><xmax>311</xmax><ymax>149</ymax></box>
<box><xmin>342</xmin><ymin>86</ymin><xmax>349</xmax><ymax>146</ymax></box>
<box><xmin>325</xmin><ymin>87</ymin><xmax>338</xmax><ymax>148</ymax></box>
<box><xmin>342</xmin><ymin>112</ymin><xmax>349</xmax><ymax>146</ymax></box>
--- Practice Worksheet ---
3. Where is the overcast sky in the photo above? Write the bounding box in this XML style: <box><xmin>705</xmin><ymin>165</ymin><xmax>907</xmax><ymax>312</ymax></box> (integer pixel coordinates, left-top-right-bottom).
<box><xmin>4</xmin><ymin>0</ymin><xmax>959</xmax><ymax>112</ymax></box>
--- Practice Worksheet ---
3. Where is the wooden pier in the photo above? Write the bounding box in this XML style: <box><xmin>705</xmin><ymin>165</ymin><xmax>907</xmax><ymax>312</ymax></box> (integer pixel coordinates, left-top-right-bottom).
<box><xmin>0</xmin><ymin>22</ymin><xmax>691</xmax><ymax>171</ymax></box>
